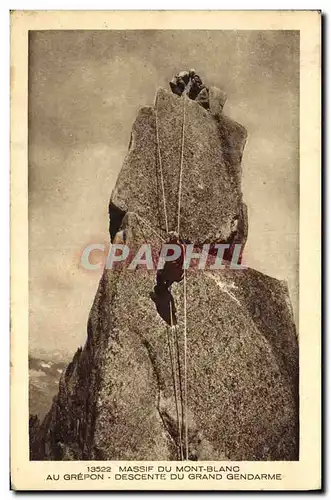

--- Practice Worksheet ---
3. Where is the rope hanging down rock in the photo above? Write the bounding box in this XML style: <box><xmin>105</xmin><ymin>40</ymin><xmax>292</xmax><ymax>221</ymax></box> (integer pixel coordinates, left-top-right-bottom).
<box><xmin>154</xmin><ymin>92</ymin><xmax>189</xmax><ymax>461</ymax></box>
<box><xmin>155</xmin><ymin>97</ymin><xmax>169</xmax><ymax>235</ymax></box>
<box><xmin>177</xmin><ymin>93</ymin><xmax>189</xmax><ymax>462</ymax></box>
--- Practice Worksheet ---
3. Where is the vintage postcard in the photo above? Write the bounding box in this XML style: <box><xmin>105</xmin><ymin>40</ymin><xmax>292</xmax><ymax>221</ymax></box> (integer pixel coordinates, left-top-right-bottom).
<box><xmin>10</xmin><ymin>10</ymin><xmax>321</xmax><ymax>491</ymax></box>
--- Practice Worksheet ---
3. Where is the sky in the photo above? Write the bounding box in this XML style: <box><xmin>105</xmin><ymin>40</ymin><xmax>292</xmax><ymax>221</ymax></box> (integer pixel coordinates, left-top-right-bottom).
<box><xmin>28</xmin><ymin>30</ymin><xmax>299</xmax><ymax>360</ymax></box>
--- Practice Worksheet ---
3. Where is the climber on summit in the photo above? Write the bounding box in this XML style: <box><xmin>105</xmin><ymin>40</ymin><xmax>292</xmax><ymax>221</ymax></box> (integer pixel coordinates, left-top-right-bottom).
<box><xmin>169</xmin><ymin>69</ymin><xmax>210</xmax><ymax>109</ymax></box>
<box><xmin>169</xmin><ymin>69</ymin><xmax>195</xmax><ymax>96</ymax></box>
<box><xmin>187</xmin><ymin>72</ymin><xmax>205</xmax><ymax>99</ymax></box>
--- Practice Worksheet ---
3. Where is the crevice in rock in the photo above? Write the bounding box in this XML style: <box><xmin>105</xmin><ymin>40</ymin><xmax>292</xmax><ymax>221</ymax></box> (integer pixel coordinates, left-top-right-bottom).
<box><xmin>108</xmin><ymin>201</ymin><xmax>126</xmax><ymax>242</ymax></box>
<box><xmin>150</xmin><ymin>288</ymin><xmax>178</xmax><ymax>326</ymax></box>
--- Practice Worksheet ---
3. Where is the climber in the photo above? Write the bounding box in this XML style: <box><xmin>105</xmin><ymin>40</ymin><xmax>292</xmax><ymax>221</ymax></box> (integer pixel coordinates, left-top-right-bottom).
<box><xmin>154</xmin><ymin>231</ymin><xmax>185</xmax><ymax>296</ymax></box>
<box><xmin>188</xmin><ymin>73</ymin><xmax>210</xmax><ymax>109</ymax></box>
<box><xmin>169</xmin><ymin>69</ymin><xmax>210</xmax><ymax>109</ymax></box>
<box><xmin>187</xmin><ymin>72</ymin><xmax>204</xmax><ymax>100</ymax></box>
<box><xmin>169</xmin><ymin>69</ymin><xmax>196</xmax><ymax>97</ymax></box>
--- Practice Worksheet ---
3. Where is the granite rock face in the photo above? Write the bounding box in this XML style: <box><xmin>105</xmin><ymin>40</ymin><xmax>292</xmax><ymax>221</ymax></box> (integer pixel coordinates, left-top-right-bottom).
<box><xmin>30</xmin><ymin>87</ymin><xmax>298</xmax><ymax>461</ymax></box>
<box><xmin>111</xmin><ymin>88</ymin><xmax>248</xmax><ymax>246</ymax></box>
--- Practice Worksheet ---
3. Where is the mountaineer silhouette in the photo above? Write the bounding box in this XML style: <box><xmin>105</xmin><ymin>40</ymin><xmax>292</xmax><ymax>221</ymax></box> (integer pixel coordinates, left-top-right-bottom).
<box><xmin>169</xmin><ymin>69</ymin><xmax>210</xmax><ymax>109</ymax></box>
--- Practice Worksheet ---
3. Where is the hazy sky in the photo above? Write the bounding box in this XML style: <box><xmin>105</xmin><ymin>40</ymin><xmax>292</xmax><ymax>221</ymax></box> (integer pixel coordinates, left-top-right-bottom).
<box><xmin>29</xmin><ymin>30</ymin><xmax>299</xmax><ymax>360</ymax></box>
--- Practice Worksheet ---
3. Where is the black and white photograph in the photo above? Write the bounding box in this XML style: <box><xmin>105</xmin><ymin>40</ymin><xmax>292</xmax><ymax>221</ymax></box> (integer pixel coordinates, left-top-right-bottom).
<box><xmin>10</xmin><ymin>10</ymin><xmax>321</xmax><ymax>491</ymax></box>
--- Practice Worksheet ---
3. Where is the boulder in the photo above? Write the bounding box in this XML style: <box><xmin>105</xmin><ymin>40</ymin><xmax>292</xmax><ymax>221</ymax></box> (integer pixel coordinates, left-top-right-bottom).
<box><xmin>30</xmin><ymin>86</ymin><xmax>298</xmax><ymax>462</ymax></box>
<box><xmin>32</xmin><ymin>216</ymin><xmax>298</xmax><ymax>461</ymax></box>
<box><xmin>111</xmin><ymin>88</ymin><xmax>247</xmax><ymax>246</ymax></box>
<box><xmin>209</xmin><ymin>86</ymin><xmax>227</xmax><ymax>116</ymax></box>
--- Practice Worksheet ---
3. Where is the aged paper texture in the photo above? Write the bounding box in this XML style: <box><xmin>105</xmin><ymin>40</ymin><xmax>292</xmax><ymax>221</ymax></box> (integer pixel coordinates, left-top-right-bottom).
<box><xmin>11</xmin><ymin>10</ymin><xmax>321</xmax><ymax>491</ymax></box>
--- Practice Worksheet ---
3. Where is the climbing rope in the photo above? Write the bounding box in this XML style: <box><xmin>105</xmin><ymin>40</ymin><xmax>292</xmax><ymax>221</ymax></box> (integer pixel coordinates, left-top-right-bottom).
<box><xmin>155</xmin><ymin>96</ymin><xmax>184</xmax><ymax>460</ymax></box>
<box><xmin>169</xmin><ymin>303</ymin><xmax>184</xmax><ymax>461</ymax></box>
<box><xmin>131</xmin><ymin>212</ymin><xmax>184</xmax><ymax>460</ymax></box>
<box><xmin>177</xmin><ymin>93</ymin><xmax>186</xmax><ymax>236</ymax></box>
<box><xmin>183</xmin><ymin>267</ymin><xmax>188</xmax><ymax>460</ymax></box>
<box><xmin>155</xmin><ymin>94</ymin><xmax>169</xmax><ymax>234</ymax></box>
<box><xmin>176</xmin><ymin>97</ymin><xmax>189</xmax><ymax>461</ymax></box>
<box><xmin>174</xmin><ymin>320</ymin><xmax>185</xmax><ymax>460</ymax></box>
<box><xmin>154</xmin><ymin>93</ymin><xmax>189</xmax><ymax>461</ymax></box>
<box><xmin>132</xmin><ymin>212</ymin><xmax>166</xmax><ymax>243</ymax></box>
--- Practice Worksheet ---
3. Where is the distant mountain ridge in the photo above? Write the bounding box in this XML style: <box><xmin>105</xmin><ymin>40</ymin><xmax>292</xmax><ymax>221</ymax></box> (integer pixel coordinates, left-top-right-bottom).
<box><xmin>29</xmin><ymin>355</ymin><xmax>69</xmax><ymax>419</ymax></box>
